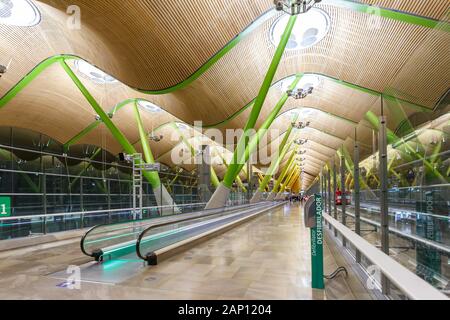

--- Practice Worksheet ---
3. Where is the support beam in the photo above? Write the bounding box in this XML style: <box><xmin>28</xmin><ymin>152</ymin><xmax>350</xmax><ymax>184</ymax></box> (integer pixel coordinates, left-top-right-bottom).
<box><xmin>226</xmin><ymin>75</ymin><xmax>302</xmax><ymax>185</ymax></box>
<box><xmin>251</xmin><ymin>124</ymin><xmax>296</xmax><ymax>203</ymax></box>
<box><xmin>268</xmin><ymin>148</ymin><xmax>297</xmax><ymax>200</ymax></box>
<box><xmin>206</xmin><ymin>14</ymin><xmax>298</xmax><ymax>209</ymax></box>
<box><xmin>60</xmin><ymin>59</ymin><xmax>177</xmax><ymax>210</ymax></box>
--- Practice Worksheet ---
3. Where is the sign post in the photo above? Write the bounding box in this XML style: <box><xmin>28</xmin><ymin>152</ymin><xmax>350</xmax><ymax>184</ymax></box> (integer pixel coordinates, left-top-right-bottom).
<box><xmin>304</xmin><ymin>194</ymin><xmax>324</xmax><ymax>289</ymax></box>
<box><xmin>0</xmin><ymin>197</ymin><xmax>11</xmax><ymax>217</ymax></box>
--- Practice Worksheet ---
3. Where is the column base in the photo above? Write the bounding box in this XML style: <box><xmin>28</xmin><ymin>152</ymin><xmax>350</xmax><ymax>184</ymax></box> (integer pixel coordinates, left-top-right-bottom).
<box><xmin>250</xmin><ymin>190</ymin><xmax>264</xmax><ymax>204</ymax></box>
<box><xmin>205</xmin><ymin>183</ymin><xmax>231</xmax><ymax>209</ymax></box>
<box><xmin>266</xmin><ymin>193</ymin><xmax>276</xmax><ymax>201</ymax></box>
<box><xmin>154</xmin><ymin>185</ymin><xmax>180</xmax><ymax>216</ymax></box>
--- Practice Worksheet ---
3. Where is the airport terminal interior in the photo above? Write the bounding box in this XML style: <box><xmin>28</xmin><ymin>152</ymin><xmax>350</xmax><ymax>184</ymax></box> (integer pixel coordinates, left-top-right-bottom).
<box><xmin>0</xmin><ymin>0</ymin><xmax>449</xmax><ymax>301</ymax></box>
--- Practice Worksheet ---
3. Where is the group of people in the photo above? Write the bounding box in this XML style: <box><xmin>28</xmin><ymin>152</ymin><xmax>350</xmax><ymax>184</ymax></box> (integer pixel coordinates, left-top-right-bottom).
<box><xmin>289</xmin><ymin>194</ymin><xmax>308</xmax><ymax>203</ymax></box>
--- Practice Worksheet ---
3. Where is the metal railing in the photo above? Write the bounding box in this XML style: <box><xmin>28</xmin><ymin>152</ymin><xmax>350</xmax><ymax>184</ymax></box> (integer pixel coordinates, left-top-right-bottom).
<box><xmin>324</xmin><ymin>213</ymin><xmax>448</xmax><ymax>300</ymax></box>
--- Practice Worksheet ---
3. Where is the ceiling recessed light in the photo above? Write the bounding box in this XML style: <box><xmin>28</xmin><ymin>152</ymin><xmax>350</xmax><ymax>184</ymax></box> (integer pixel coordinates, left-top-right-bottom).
<box><xmin>138</xmin><ymin>100</ymin><xmax>163</xmax><ymax>113</ymax></box>
<box><xmin>74</xmin><ymin>60</ymin><xmax>118</xmax><ymax>84</ymax></box>
<box><xmin>0</xmin><ymin>0</ymin><xmax>41</xmax><ymax>27</ymax></box>
<box><xmin>270</xmin><ymin>8</ymin><xmax>330</xmax><ymax>51</ymax></box>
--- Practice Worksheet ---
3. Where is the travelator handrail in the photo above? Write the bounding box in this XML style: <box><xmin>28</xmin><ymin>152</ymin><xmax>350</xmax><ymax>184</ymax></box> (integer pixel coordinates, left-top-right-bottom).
<box><xmin>80</xmin><ymin>202</ymin><xmax>262</xmax><ymax>258</ymax></box>
<box><xmin>135</xmin><ymin>202</ymin><xmax>270</xmax><ymax>262</ymax></box>
<box><xmin>336</xmin><ymin>207</ymin><xmax>450</xmax><ymax>255</ymax></box>
<box><xmin>80</xmin><ymin>202</ymin><xmax>207</xmax><ymax>257</ymax></box>
<box><xmin>357</xmin><ymin>203</ymin><xmax>450</xmax><ymax>222</ymax></box>
<box><xmin>0</xmin><ymin>202</ymin><xmax>207</xmax><ymax>222</ymax></box>
<box><xmin>324</xmin><ymin>214</ymin><xmax>448</xmax><ymax>300</ymax></box>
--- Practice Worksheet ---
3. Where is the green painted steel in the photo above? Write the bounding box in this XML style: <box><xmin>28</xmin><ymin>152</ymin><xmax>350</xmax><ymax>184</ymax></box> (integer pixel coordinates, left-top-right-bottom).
<box><xmin>334</xmin><ymin>0</ymin><xmax>450</xmax><ymax>33</ymax></box>
<box><xmin>0</xmin><ymin>55</ymin><xmax>75</xmax><ymax>110</ymax></box>
<box><xmin>272</xmin><ymin>148</ymin><xmax>297</xmax><ymax>193</ymax></box>
<box><xmin>217</xmin><ymin>153</ymin><xmax>248</xmax><ymax>193</ymax></box>
<box><xmin>364</xmin><ymin>111</ymin><xmax>447</xmax><ymax>183</ymax></box>
<box><xmin>222</xmin><ymin>14</ymin><xmax>298</xmax><ymax>189</ymax></box>
<box><xmin>133</xmin><ymin>100</ymin><xmax>161</xmax><ymax>187</ymax></box>
<box><xmin>63</xmin><ymin>120</ymin><xmax>101</xmax><ymax>151</ymax></box>
<box><xmin>210</xmin><ymin>167</ymin><xmax>220</xmax><ymax>188</ymax></box>
<box><xmin>0</xmin><ymin>0</ymin><xmax>446</xmax><ymax>111</ymax></box>
<box><xmin>172</xmin><ymin>122</ymin><xmax>196</xmax><ymax>156</ymax></box>
<box><xmin>224</xmin><ymin>74</ymin><xmax>302</xmax><ymax>188</ymax></box>
<box><xmin>69</xmin><ymin>148</ymin><xmax>102</xmax><ymax>189</ymax></box>
<box><xmin>280</xmin><ymin>166</ymin><xmax>298</xmax><ymax>193</ymax></box>
<box><xmin>203</xmin><ymin>72</ymin><xmax>431</xmax><ymax>130</ymax></box>
<box><xmin>310</xmin><ymin>194</ymin><xmax>324</xmax><ymax>289</ymax></box>
<box><xmin>60</xmin><ymin>59</ymin><xmax>160</xmax><ymax>187</ymax></box>
<box><xmin>258</xmin><ymin>112</ymin><xmax>299</xmax><ymax>192</ymax></box>
<box><xmin>259</xmin><ymin>140</ymin><xmax>293</xmax><ymax>192</ymax></box>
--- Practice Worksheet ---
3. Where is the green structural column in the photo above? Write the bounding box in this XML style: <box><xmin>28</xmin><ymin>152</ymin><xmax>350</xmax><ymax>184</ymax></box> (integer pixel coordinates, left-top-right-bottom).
<box><xmin>60</xmin><ymin>59</ymin><xmax>178</xmax><ymax>211</ymax></box>
<box><xmin>273</xmin><ymin>154</ymin><xmax>297</xmax><ymax>200</ymax></box>
<box><xmin>251</xmin><ymin>126</ymin><xmax>295</xmax><ymax>203</ymax></box>
<box><xmin>225</xmin><ymin>75</ymin><xmax>302</xmax><ymax>187</ymax></box>
<box><xmin>133</xmin><ymin>101</ymin><xmax>161</xmax><ymax>187</ymax></box>
<box><xmin>206</xmin><ymin>14</ymin><xmax>298</xmax><ymax>209</ymax></box>
<box><xmin>365</xmin><ymin>111</ymin><xmax>447</xmax><ymax>183</ymax></box>
<box><xmin>210</xmin><ymin>167</ymin><xmax>220</xmax><ymax>188</ymax></box>
<box><xmin>206</xmin><ymin>16</ymin><xmax>297</xmax><ymax>209</ymax></box>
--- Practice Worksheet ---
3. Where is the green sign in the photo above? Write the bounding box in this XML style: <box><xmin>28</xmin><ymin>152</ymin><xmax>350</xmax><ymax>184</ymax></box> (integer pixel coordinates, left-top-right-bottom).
<box><xmin>311</xmin><ymin>194</ymin><xmax>324</xmax><ymax>289</ymax></box>
<box><xmin>416</xmin><ymin>191</ymin><xmax>441</xmax><ymax>284</ymax></box>
<box><xmin>0</xmin><ymin>197</ymin><xmax>11</xmax><ymax>217</ymax></box>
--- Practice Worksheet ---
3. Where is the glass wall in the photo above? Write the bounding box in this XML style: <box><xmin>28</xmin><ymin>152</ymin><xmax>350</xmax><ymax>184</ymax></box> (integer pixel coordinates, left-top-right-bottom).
<box><xmin>321</xmin><ymin>106</ymin><xmax>449</xmax><ymax>298</ymax></box>
<box><xmin>0</xmin><ymin>127</ymin><xmax>200</xmax><ymax>239</ymax></box>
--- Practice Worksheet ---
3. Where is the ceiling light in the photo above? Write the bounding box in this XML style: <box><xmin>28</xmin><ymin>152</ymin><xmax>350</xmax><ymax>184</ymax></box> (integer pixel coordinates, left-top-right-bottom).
<box><xmin>270</xmin><ymin>8</ymin><xmax>330</xmax><ymax>51</ymax></box>
<box><xmin>0</xmin><ymin>0</ymin><xmax>41</xmax><ymax>27</ymax></box>
<box><xmin>74</xmin><ymin>60</ymin><xmax>118</xmax><ymax>84</ymax></box>
<box><xmin>279</xmin><ymin>74</ymin><xmax>323</xmax><ymax>93</ymax></box>
<box><xmin>274</xmin><ymin>0</ymin><xmax>322</xmax><ymax>15</ymax></box>
<box><xmin>138</xmin><ymin>100</ymin><xmax>163</xmax><ymax>113</ymax></box>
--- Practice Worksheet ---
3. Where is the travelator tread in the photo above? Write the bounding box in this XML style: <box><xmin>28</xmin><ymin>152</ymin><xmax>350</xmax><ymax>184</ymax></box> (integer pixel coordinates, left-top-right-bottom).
<box><xmin>80</xmin><ymin>202</ymin><xmax>271</xmax><ymax>261</ymax></box>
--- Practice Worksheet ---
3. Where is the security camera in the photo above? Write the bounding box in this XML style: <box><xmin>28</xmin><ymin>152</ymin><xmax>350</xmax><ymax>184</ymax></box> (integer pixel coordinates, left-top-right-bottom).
<box><xmin>0</xmin><ymin>65</ymin><xmax>7</xmax><ymax>78</ymax></box>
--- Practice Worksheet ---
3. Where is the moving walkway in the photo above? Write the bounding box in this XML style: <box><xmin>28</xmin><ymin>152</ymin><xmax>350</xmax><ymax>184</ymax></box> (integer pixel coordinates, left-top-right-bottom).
<box><xmin>81</xmin><ymin>202</ymin><xmax>281</xmax><ymax>264</ymax></box>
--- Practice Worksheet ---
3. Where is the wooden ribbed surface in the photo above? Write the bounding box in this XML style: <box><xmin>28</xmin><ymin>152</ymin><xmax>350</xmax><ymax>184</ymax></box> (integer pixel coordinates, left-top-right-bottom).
<box><xmin>359</xmin><ymin>0</ymin><xmax>450</xmax><ymax>20</ymax></box>
<box><xmin>0</xmin><ymin>1</ymin><xmax>449</xmax><ymax>188</ymax></box>
<box><xmin>37</xmin><ymin>0</ymin><xmax>272</xmax><ymax>90</ymax></box>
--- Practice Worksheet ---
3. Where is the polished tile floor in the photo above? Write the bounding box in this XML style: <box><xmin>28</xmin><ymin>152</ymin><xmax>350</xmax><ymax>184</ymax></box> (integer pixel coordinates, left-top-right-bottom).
<box><xmin>0</xmin><ymin>204</ymin><xmax>370</xmax><ymax>300</ymax></box>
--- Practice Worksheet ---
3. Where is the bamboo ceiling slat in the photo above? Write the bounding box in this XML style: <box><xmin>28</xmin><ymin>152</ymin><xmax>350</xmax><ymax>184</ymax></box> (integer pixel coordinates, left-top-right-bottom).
<box><xmin>0</xmin><ymin>63</ymin><xmax>98</xmax><ymax>144</ymax></box>
<box><xmin>38</xmin><ymin>0</ymin><xmax>272</xmax><ymax>90</ymax></box>
<box><xmin>358</xmin><ymin>0</ymin><xmax>450</xmax><ymax>21</ymax></box>
<box><xmin>1</xmin><ymin>1</ymin><xmax>448</xmax><ymax>184</ymax></box>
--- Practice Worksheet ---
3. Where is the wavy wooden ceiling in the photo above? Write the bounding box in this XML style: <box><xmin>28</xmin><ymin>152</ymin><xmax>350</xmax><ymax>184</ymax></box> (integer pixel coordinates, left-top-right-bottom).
<box><xmin>0</xmin><ymin>0</ymin><xmax>449</xmax><ymax>189</ymax></box>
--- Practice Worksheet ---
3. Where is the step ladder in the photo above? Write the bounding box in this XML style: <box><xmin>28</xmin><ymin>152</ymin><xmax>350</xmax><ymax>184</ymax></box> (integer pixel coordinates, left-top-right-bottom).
<box><xmin>132</xmin><ymin>154</ymin><xmax>143</xmax><ymax>220</ymax></box>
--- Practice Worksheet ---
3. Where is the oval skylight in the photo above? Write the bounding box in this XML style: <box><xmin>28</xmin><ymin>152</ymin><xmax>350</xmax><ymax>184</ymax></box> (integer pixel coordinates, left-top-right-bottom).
<box><xmin>74</xmin><ymin>60</ymin><xmax>118</xmax><ymax>85</ymax></box>
<box><xmin>0</xmin><ymin>0</ymin><xmax>41</xmax><ymax>27</ymax></box>
<box><xmin>270</xmin><ymin>8</ymin><xmax>330</xmax><ymax>51</ymax></box>
<box><xmin>138</xmin><ymin>100</ymin><xmax>163</xmax><ymax>113</ymax></box>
